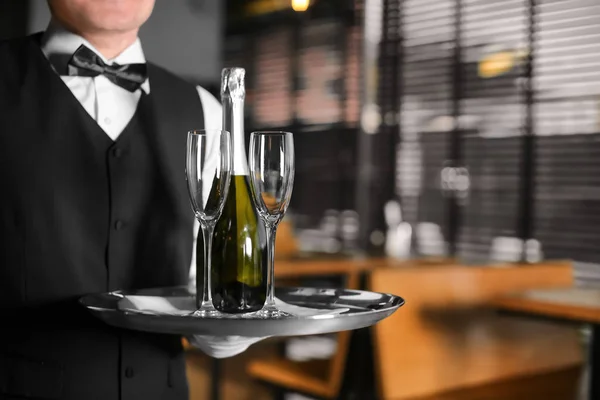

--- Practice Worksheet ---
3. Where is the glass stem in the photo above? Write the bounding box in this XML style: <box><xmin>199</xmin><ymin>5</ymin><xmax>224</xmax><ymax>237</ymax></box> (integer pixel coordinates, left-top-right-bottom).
<box><xmin>265</xmin><ymin>221</ymin><xmax>278</xmax><ymax>308</ymax></box>
<box><xmin>198</xmin><ymin>222</ymin><xmax>216</xmax><ymax>310</ymax></box>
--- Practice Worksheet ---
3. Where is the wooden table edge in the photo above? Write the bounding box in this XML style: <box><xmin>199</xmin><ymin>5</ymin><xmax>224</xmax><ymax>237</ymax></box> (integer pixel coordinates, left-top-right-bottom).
<box><xmin>492</xmin><ymin>295</ymin><xmax>600</xmax><ymax>325</ymax></box>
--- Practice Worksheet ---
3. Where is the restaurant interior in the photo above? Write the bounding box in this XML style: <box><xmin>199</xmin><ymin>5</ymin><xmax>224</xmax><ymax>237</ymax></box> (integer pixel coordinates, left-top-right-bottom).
<box><xmin>2</xmin><ymin>0</ymin><xmax>600</xmax><ymax>398</ymax></box>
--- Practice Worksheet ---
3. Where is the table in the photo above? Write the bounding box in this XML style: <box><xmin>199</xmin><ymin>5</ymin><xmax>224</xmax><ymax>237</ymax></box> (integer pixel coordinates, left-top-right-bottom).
<box><xmin>274</xmin><ymin>255</ymin><xmax>457</xmax><ymax>278</ymax></box>
<box><xmin>493</xmin><ymin>287</ymin><xmax>600</xmax><ymax>400</ymax></box>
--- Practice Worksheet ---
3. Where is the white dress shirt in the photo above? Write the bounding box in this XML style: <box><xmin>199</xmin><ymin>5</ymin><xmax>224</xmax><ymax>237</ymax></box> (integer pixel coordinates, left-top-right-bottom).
<box><xmin>40</xmin><ymin>20</ymin><xmax>220</xmax><ymax>285</ymax></box>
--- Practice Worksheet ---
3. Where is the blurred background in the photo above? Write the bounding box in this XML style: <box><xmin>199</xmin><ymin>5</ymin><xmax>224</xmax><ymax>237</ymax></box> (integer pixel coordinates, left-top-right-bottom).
<box><xmin>2</xmin><ymin>0</ymin><xmax>600</xmax><ymax>399</ymax></box>
<box><xmin>4</xmin><ymin>0</ymin><xmax>598</xmax><ymax>267</ymax></box>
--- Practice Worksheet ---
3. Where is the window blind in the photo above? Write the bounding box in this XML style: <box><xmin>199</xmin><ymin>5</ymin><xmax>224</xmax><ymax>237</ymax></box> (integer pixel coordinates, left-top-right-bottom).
<box><xmin>296</xmin><ymin>20</ymin><xmax>344</xmax><ymax>126</ymax></box>
<box><xmin>253</xmin><ymin>27</ymin><xmax>293</xmax><ymax>128</ymax></box>
<box><xmin>533</xmin><ymin>0</ymin><xmax>600</xmax><ymax>267</ymax></box>
<box><xmin>390</xmin><ymin>0</ymin><xmax>600</xmax><ymax>265</ymax></box>
<box><xmin>223</xmin><ymin>1</ymin><xmax>364</xmax><ymax>244</ymax></box>
<box><xmin>400</xmin><ymin>0</ymin><xmax>455</xmax><ymax>251</ymax></box>
<box><xmin>457</xmin><ymin>0</ymin><xmax>528</xmax><ymax>262</ymax></box>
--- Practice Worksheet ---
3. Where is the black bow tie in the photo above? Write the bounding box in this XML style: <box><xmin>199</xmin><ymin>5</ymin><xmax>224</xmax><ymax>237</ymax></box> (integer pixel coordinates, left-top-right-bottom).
<box><xmin>67</xmin><ymin>44</ymin><xmax>147</xmax><ymax>92</ymax></box>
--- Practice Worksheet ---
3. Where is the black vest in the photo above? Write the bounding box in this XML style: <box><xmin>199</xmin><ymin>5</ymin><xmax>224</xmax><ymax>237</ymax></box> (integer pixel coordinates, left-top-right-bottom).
<box><xmin>0</xmin><ymin>34</ymin><xmax>204</xmax><ymax>400</ymax></box>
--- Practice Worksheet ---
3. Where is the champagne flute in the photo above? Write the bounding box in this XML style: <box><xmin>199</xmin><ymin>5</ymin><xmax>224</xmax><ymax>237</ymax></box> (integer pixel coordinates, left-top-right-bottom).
<box><xmin>186</xmin><ymin>129</ymin><xmax>232</xmax><ymax>317</ymax></box>
<box><xmin>248</xmin><ymin>131</ymin><xmax>295</xmax><ymax>318</ymax></box>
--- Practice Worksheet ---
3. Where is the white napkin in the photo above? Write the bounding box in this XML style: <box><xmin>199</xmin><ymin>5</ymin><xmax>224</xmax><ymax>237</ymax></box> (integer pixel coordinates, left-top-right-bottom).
<box><xmin>186</xmin><ymin>334</ymin><xmax>267</xmax><ymax>359</ymax></box>
<box><xmin>118</xmin><ymin>295</ymin><xmax>349</xmax><ymax>358</ymax></box>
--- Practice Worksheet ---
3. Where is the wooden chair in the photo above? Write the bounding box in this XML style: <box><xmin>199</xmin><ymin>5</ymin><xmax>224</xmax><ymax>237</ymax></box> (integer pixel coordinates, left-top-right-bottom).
<box><xmin>246</xmin><ymin>257</ymin><xmax>459</xmax><ymax>399</ymax></box>
<box><xmin>369</xmin><ymin>262</ymin><xmax>584</xmax><ymax>399</ymax></box>
<box><xmin>246</xmin><ymin>270</ymin><xmax>360</xmax><ymax>399</ymax></box>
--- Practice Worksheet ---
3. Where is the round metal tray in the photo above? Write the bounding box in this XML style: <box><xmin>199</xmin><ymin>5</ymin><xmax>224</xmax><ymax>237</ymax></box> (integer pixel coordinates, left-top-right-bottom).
<box><xmin>79</xmin><ymin>286</ymin><xmax>404</xmax><ymax>337</ymax></box>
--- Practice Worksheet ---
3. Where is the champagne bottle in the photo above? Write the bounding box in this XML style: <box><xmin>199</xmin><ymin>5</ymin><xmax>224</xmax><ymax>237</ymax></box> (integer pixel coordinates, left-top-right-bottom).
<box><xmin>202</xmin><ymin>67</ymin><xmax>267</xmax><ymax>314</ymax></box>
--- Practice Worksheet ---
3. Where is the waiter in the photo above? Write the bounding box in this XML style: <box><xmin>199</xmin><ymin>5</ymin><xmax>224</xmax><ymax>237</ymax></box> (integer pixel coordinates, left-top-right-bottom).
<box><xmin>0</xmin><ymin>0</ymin><xmax>230</xmax><ymax>398</ymax></box>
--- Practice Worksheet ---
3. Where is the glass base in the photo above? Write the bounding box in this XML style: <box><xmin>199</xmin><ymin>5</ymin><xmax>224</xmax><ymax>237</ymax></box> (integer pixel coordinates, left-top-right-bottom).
<box><xmin>190</xmin><ymin>309</ymin><xmax>224</xmax><ymax>318</ymax></box>
<box><xmin>253</xmin><ymin>305</ymin><xmax>295</xmax><ymax>319</ymax></box>
<box><xmin>189</xmin><ymin>302</ymin><xmax>226</xmax><ymax>318</ymax></box>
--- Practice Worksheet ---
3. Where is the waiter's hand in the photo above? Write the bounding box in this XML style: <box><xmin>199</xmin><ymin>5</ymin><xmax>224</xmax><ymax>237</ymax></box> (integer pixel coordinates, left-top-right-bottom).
<box><xmin>185</xmin><ymin>335</ymin><xmax>269</xmax><ymax>358</ymax></box>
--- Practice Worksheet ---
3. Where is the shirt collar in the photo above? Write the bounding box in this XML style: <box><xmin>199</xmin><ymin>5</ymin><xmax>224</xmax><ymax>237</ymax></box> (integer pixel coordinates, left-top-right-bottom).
<box><xmin>40</xmin><ymin>19</ymin><xmax>150</xmax><ymax>94</ymax></box>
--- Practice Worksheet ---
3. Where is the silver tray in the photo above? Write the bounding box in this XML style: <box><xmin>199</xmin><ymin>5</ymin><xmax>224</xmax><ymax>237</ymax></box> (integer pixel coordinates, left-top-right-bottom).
<box><xmin>79</xmin><ymin>286</ymin><xmax>404</xmax><ymax>337</ymax></box>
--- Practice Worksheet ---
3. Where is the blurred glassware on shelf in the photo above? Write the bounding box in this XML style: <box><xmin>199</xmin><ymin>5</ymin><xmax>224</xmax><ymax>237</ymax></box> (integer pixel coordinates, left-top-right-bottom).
<box><xmin>416</xmin><ymin>222</ymin><xmax>447</xmax><ymax>257</ymax></box>
<box><xmin>275</xmin><ymin>213</ymin><xmax>300</xmax><ymax>260</ymax></box>
<box><xmin>294</xmin><ymin>208</ymin><xmax>362</xmax><ymax>257</ymax></box>
<box><xmin>384</xmin><ymin>200</ymin><xmax>413</xmax><ymax>260</ymax></box>
<box><xmin>339</xmin><ymin>209</ymin><xmax>360</xmax><ymax>255</ymax></box>
<box><xmin>490</xmin><ymin>236</ymin><xmax>543</xmax><ymax>264</ymax></box>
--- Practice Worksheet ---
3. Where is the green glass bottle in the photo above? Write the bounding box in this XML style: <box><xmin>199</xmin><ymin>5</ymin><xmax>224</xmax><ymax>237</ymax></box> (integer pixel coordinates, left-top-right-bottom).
<box><xmin>198</xmin><ymin>67</ymin><xmax>267</xmax><ymax>314</ymax></box>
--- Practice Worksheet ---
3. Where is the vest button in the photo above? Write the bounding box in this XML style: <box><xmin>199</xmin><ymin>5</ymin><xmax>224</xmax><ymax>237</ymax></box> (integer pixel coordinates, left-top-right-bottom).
<box><xmin>113</xmin><ymin>147</ymin><xmax>123</xmax><ymax>158</ymax></box>
<box><xmin>114</xmin><ymin>220</ymin><xmax>125</xmax><ymax>230</ymax></box>
<box><xmin>124</xmin><ymin>366</ymin><xmax>134</xmax><ymax>378</ymax></box>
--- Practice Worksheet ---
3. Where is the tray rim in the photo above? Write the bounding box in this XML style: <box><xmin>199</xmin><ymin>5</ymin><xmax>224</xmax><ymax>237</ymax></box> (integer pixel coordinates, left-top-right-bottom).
<box><xmin>79</xmin><ymin>285</ymin><xmax>405</xmax><ymax>321</ymax></box>
<box><xmin>78</xmin><ymin>286</ymin><xmax>405</xmax><ymax>337</ymax></box>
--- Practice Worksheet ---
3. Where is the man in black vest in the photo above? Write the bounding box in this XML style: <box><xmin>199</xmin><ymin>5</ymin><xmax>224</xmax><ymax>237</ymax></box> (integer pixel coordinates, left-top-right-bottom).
<box><xmin>0</xmin><ymin>0</ymin><xmax>234</xmax><ymax>398</ymax></box>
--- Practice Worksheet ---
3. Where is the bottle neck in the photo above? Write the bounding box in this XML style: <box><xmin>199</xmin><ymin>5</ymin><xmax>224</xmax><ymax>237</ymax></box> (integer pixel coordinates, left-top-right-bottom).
<box><xmin>223</xmin><ymin>97</ymin><xmax>248</xmax><ymax>176</ymax></box>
